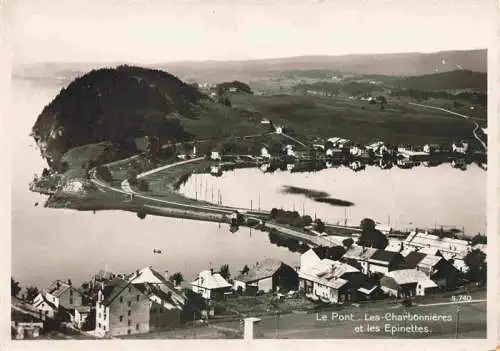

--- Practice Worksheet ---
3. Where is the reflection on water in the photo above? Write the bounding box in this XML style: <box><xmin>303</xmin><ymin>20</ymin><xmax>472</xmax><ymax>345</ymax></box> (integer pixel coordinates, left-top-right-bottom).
<box><xmin>180</xmin><ymin>158</ymin><xmax>486</xmax><ymax>235</ymax></box>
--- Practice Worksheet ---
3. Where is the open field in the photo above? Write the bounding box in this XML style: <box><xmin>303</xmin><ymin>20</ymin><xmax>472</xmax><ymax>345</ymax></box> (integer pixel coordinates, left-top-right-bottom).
<box><xmin>230</xmin><ymin>94</ymin><xmax>479</xmax><ymax>146</ymax></box>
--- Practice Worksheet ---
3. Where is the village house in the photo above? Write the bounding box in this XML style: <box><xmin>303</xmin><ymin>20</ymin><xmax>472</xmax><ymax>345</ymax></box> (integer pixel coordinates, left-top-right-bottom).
<box><xmin>190</xmin><ymin>269</ymin><xmax>232</xmax><ymax>301</ymax></box>
<box><xmin>380</xmin><ymin>269</ymin><xmax>439</xmax><ymax>298</ymax></box>
<box><xmin>341</xmin><ymin>246</ymin><xmax>404</xmax><ymax>276</ymax></box>
<box><xmin>32</xmin><ymin>293</ymin><xmax>59</xmax><ymax>320</ymax></box>
<box><xmin>210</xmin><ymin>150</ymin><xmax>222</xmax><ymax>161</ymax></box>
<box><xmin>94</xmin><ymin>278</ymin><xmax>151</xmax><ymax>337</ymax></box>
<box><xmin>298</xmin><ymin>250</ymin><xmax>378</xmax><ymax>303</ymax></box>
<box><xmin>260</xmin><ymin>147</ymin><xmax>271</xmax><ymax>159</ymax></box>
<box><xmin>43</xmin><ymin>280</ymin><xmax>83</xmax><ymax>310</ymax></box>
<box><xmin>129</xmin><ymin>266</ymin><xmax>187</xmax><ymax>331</ymax></box>
<box><xmin>402</xmin><ymin>251</ymin><xmax>460</xmax><ymax>290</ymax></box>
<box><xmin>11</xmin><ymin>307</ymin><xmax>44</xmax><ymax>339</ymax></box>
<box><xmin>452</xmin><ymin>141</ymin><xmax>469</xmax><ymax>154</ymax></box>
<box><xmin>73</xmin><ymin>306</ymin><xmax>93</xmax><ymax>330</ymax></box>
<box><xmin>403</xmin><ymin>231</ymin><xmax>471</xmax><ymax>259</ymax></box>
<box><xmin>232</xmin><ymin>259</ymin><xmax>299</xmax><ymax>294</ymax></box>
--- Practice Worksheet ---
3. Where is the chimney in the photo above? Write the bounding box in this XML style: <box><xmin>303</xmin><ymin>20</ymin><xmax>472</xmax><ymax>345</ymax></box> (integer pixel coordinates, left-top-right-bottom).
<box><xmin>210</xmin><ymin>268</ymin><xmax>214</xmax><ymax>275</ymax></box>
<box><xmin>164</xmin><ymin>270</ymin><xmax>169</xmax><ymax>281</ymax></box>
<box><xmin>67</xmin><ymin>279</ymin><xmax>72</xmax><ymax>286</ymax></box>
<box><xmin>56</xmin><ymin>280</ymin><xmax>60</xmax><ymax>289</ymax></box>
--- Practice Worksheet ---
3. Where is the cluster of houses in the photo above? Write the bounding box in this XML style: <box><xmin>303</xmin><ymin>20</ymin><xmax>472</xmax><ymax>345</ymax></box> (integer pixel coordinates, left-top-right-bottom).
<box><xmin>15</xmin><ymin>267</ymin><xmax>195</xmax><ymax>338</ymax></box>
<box><xmin>186</xmin><ymin>230</ymin><xmax>484</xmax><ymax>307</ymax></box>
<box><xmin>13</xmin><ymin>229</ymin><xmax>484</xmax><ymax>339</ymax></box>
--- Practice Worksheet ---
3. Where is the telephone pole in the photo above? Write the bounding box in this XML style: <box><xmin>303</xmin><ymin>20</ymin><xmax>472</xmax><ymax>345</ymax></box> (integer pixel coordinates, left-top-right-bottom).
<box><xmin>455</xmin><ymin>306</ymin><xmax>460</xmax><ymax>338</ymax></box>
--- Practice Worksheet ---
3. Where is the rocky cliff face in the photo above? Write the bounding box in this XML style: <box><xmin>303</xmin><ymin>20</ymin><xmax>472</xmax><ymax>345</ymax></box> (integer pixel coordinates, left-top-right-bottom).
<box><xmin>31</xmin><ymin>65</ymin><xmax>205</xmax><ymax>171</ymax></box>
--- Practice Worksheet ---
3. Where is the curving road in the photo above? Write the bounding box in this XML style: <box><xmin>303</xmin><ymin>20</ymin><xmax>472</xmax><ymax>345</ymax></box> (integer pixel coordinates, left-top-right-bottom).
<box><xmin>408</xmin><ymin>102</ymin><xmax>487</xmax><ymax>152</ymax></box>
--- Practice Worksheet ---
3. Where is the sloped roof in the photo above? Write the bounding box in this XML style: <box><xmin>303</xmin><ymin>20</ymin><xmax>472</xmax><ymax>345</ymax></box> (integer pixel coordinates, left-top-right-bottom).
<box><xmin>343</xmin><ymin>245</ymin><xmax>377</xmax><ymax>260</ymax></box>
<box><xmin>369</xmin><ymin>250</ymin><xmax>402</xmax><ymax>264</ymax></box>
<box><xmin>417</xmin><ymin>255</ymin><xmax>442</xmax><ymax>268</ymax></box>
<box><xmin>235</xmin><ymin>259</ymin><xmax>283</xmax><ymax>283</ymax></box>
<box><xmin>404</xmin><ymin>232</ymin><xmax>470</xmax><ymax>255</ymax></box>
<box><xmin>418</xmin><ymin>280</ymin><xmax>438</xmax><ymax>289</ymax></box>
<box><xmin>46</xmin><ymin>280</ymin><xmax>71</xmax><ymax>297</ymax></box>
<box><xmin>191</xmin><ymin>270</ymin><xmax>232</xmax><ymax>290</ymax></box>
<box><xmin>33</xmin><ymin>293</ymin><xmax>58</xmax><ymax>311</ymax></box>
<box><xmin>403</xmin><ymin>251</ymin><xmax>426</xmax><ymax>269</ymax></box>
<box><xmin>385</xmin><ymin>269</ymin><xmax>430</xmax><ymax>285</ymax></box>
<box><xmin>299</xmin><ymin>259</ymin><xmax>358</xmax><ymax>290</ymax></box>
<box><xmin>101</xmin><ymin>278</ymin><xmax>131</xmax><ymax>305</ymax></box>
<box><xmin>418</xmin><ymin>247</ymin><xmax>442</xmax><ymax>256</ymax></box>
<box><xmin>129</xmin><ymin>266</ymin><xmax>186</xmax><ymax>306</ymax></box>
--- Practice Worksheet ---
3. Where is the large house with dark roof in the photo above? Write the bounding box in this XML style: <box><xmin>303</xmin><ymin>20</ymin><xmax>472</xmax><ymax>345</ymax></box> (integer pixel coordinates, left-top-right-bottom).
<box><xmin>403</xmin><ymin>251</ymin><xmax>459</xmax><ymax>290</ymax></box>
<box><xmin>129</xmin><ymin>266</ymin><xmax>188</xmax><ymax>330</ymax></box>
<box><xmin>95</xmin><ymin>278</ymin><xmax>150</xmax><ymax>337</ymax></box>
<box><xmin>191</xmin><ymin>270</ymin><xmax>232</xmax><ymax>301</ymax></box>
<box><xmin>232</xmin><ymin>259</ymin><xmax>299</xmax><ymax>294</ymax></box>
<box><xmin>380</xmin><ymin>269</ymin><xmax>439</xmax><ymax>298</ymax></box>
<box><xmin>341</xmin><ymin>246</ymin><xmax>404</xmax><ymax>276</ymax></box>
<box><xmin>298</xmin><ymin>250</ymin><xmax>378</xmax><ymax>303</ymax></box>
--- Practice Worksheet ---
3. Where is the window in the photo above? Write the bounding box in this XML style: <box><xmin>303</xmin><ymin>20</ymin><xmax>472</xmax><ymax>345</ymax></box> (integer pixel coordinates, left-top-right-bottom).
<box><xmin>45</xmin><ymin>311</ymin><xmax>49</xmax><ymax>316</ymax></box>
<box><xmin>127</xmin><ymin>301</ymin><xmax>131</xmax><ymax>307</ymax></box>
<box><xmin>98</xmin><ymin>323</ymin><xmax>101</xmax><ymax>328</ymax></box>
<box><xmin>128</xmin><ymin>310</ymin><xmax>131</xmax><ymax>316</ymax></box>
<box><xmin>136</xmin><ymin>295</ymin><xmax>140</xmax><ymax>301</ymax></box>
<box><xmin>127</xmin><ymin>329</ymin><xmax>131</xmax><ymax>335</ymax></box>
<box><xmin>120</xmin><ymin>296</ymin><xmax>124</xmax><ymax>303</ymax></box>
<box><xmin>128</xmin><ymin>286</ymin><xmax>132</xmax><ymax>293</ymax></box>
<box><xmin>128</xmin><ymin>320</ymin><xmax>131</xmax><ymax>326</ymax></box>
<box><xmin>103</xmin><ymin>326</ymin><xmax>106</xmax><ymax>331</ymax></box>
<box><xmin>69</xmin><ymin>297</ymin><xmax>73</xmax><ymax>305</ymax></box>
<box><xmin>104</xmin><ymin>313</ymin><xmax>107</xmax><ymax>320</ymax></box>
<box><xmin>119</xmin><ymin>316</ymin><xmax>123</xmax><ymax>322</ymax></box>
<box><xmin>136</xmin><ymin>324</ymin><xmax>139</xmax><ymax>331</ymax></box>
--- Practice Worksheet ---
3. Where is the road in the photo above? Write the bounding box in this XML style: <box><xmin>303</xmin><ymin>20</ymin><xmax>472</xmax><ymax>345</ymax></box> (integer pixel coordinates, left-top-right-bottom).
<box><xmin>265</xmin><ymin>222</ymin><xmax>338</xmax><ymax>247</ymax></box>
<box><xmin>409</xmin><ymin>102</ymin><xmax>487</xmax><ymax>152</ymax></box>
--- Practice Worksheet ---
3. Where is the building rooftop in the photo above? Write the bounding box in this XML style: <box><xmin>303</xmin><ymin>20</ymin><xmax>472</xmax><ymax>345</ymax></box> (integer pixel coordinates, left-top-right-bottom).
<box><xmin>234</xmin><ymin>259</ymin><xmax>283</xmax><ymax>283</ymax></box>
<box><xmin>369</xmin><ymin>250</ymin><xmax>402</xmax><ymax>264</ymax></box>
<box><xmin>343</xmin><ymin>246</ymin><xmax>377</xmax><ymax>261</ymax></box>
<box><xmin>191</xmin><ymin>270</ymin><xmax>232</xmax><ymax>290</ymax></box>
<box><xmin>385</xmin><ymin>269</ymin><xmax>432</xmax><ymax>285</ymax></box>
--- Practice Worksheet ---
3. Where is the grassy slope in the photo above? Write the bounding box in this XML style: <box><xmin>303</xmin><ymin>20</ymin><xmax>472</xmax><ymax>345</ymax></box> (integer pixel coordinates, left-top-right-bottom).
<box><xmin>230</xmin><ymin>94</ymin><xmax>475</xmax><ymax>145</ymax></box>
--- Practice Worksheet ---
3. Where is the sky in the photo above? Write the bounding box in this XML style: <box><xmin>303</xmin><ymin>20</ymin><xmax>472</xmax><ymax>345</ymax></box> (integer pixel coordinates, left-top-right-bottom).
<box><xmin>4</xmin><ymin>0</ymin><xmax>498</xmax><ymax>64</ymax></box>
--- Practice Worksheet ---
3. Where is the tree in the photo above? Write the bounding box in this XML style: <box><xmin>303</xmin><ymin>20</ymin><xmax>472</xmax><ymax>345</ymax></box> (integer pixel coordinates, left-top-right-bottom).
<box><xmin>25</xmin><ymin>286</ymin><xmax>39</xmax><ymax>302</ymax></box>
<box><xmin>11</xmin><ymin>278</ymin><xmax>21</xmax><ymax>298</ymax></box>
<box><xmin>342</xmin><ymin>238</ymin><xmax>354</xmax><ymax>248</ymax></box>
<box><xmin>471</xmin><ymin>233</ymin><xmax>487</xmax><ymax>246</ymax></box>
<box><xmin>240</xmin><ymin>264</ymin><xmax>250</xmax><ymax>275</ymax></box>
<box><xmin>314</xmin><ymin>219</ymin><xmax>325</xmax><ymax>233</ymax></box>
<box><xmin>169</xmin><ymin>272</ymin><xmax>184</xmax><ymax>286</ymax></box>
<box><xmin>219</xmin><ymin>264</ymin><xmax>230</xmax><ymax>280</ymax></box>
<box><xmin>358</xmin><ymin>218</ymin><xmax>388</xmax><ymax>249</ymax></box>
<box><xmin>464</xmin><ymin>249</ymin><xmax>487</xmax><ymax>284</ymax></box>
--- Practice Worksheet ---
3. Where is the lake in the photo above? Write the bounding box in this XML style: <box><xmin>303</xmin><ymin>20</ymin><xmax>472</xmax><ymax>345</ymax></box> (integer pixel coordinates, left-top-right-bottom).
<box><xmin>10</xmin><ymin>78</ymin><xmax>486</xmax><ymax>291</ymax></box>
<box><xmin>179</xmin><ymin>164</ymin><xmax>486</xmax><ymax>234</ymax></box>
<box><xmin>10</xmin><ymin>79</ymin><xmax>300</xmax><ymax>289</ymax></box>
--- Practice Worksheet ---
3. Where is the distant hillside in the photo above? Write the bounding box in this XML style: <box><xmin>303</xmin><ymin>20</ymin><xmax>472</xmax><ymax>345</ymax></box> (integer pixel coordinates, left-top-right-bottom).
<box><xmin>156</xmin><ymin>49</ymin><xmax>487</xmax><ymax>81</ymax></box>
<box><xmin>392</xmin><ymin>70</ymin><xmax>487</xmax><ymax>92</ymax></box>
<box><xmin>32</xmin><ymin>65</ymin><xmax>205</xmax><ymax>170</ymax></box>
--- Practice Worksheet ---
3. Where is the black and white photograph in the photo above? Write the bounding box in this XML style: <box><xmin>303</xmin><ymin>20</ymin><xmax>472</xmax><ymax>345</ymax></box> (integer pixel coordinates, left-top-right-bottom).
<box><xmin>3</xmin><ymin>0</ymin><xmax>498</xmax><ymax>347</ymax></box>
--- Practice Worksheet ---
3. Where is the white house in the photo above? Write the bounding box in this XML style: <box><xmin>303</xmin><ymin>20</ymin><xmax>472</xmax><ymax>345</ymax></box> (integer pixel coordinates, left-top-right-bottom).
<box><xmin>452</xmin><ymin>141</ymin><xmax>469</xmax><ymax>154</ymax></box>
<box><xmin>260</xmin><ymin>118</ymin><xmax>271</xmax><ymax>124</ymax></box>
<box><xmin>275</xmin><ymin>126</ymin><xmax>284</xmax><ymax>134</ymax></box>
<box><xmin>260</xmin><ymin>147</ymin><xmax>271</xmax><ymax>159</ymax></box>
<box><xmin>380</xmin><ymin>269</ymin><xmax>438</xmax><ymax>298</ymax></box>
<box><xmin>210</xmin><ymin>151</ymin><xmax>222</xmax><ymax>160</ymax></box>
<box><xmin>191</xmin><ymin>270</ymin><xmax>232</xmax><ymax>300</ymax></box>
